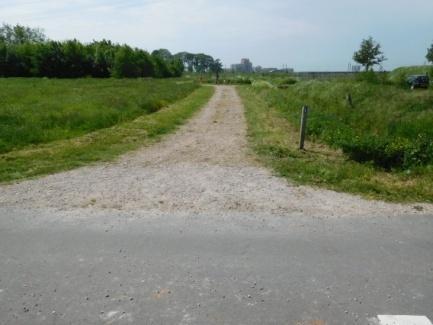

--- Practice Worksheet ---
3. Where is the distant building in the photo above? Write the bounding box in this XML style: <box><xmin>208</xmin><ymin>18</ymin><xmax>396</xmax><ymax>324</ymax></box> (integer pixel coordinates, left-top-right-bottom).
<box><xmin>231</xmin><ymin>58</ymin><xmax>254</xmax><ymax>73</ymax></box>
<box><xmin>348</xmin><ymin>63</ymin><xmax>361</xmax><ymax>72</ymax></box>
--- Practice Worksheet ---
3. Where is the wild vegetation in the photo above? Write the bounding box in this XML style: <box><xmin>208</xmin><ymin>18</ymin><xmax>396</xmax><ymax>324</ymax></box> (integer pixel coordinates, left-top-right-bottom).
<box><xmin>238</xmin><ymin>69</ymin><xmax>433</xmax><ymax>202</ymax></box>
<box><xmin>238</xmin><ymin>81</ymin><xmax>433</xmax><ymax>202</ymax></box>
<box><xmin>389</xmin><ymin>65</ymin><xmax>433</xmax><ymax>85</ymax></box>
<box><xmin>258</xmin><ymin>79</ymin><xmax>433</xmax><ymax>170</ymax></box>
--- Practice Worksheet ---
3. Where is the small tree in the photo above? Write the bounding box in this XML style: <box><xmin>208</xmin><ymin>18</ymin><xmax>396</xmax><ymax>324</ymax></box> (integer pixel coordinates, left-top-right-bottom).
<box><xmin>427</xmin><ymin>42</ymin><xmax>433</xmax><ymax>64</ymax></box>
<box><xmin>353</xmin><ymin>37</ymin><xmax>386</xmax><ymax>71</ymax></box>
<box><xmin>210</xmin><ymin>59</ymin><xmax>223</xmax><ymax>83</ymax></box>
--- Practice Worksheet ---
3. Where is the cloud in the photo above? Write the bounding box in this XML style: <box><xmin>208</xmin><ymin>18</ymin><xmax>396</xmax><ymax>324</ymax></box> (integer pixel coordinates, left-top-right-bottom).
<box><xmin>1</xmin><ymin>0</ymin><xmax>432</xmax><ymax>69</ymax></box>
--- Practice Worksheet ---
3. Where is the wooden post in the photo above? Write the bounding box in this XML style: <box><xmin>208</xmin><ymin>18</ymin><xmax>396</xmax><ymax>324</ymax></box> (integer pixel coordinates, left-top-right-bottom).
<box><xmin>299</xmin><ymin>106</ymin><xmax>309</xmax><ymax>150</ymax></box>
<box><xmin>346</xmin><ymin>93</ymin><xmax>353</xmax><ymax>108</ymax></box>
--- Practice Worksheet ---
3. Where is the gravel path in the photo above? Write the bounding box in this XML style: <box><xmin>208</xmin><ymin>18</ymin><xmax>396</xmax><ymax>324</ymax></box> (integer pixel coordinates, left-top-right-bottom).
<box><xmin>0</xmin><ymin>85</ymin><xmax>431</xmax><ymax>217</ymax></box>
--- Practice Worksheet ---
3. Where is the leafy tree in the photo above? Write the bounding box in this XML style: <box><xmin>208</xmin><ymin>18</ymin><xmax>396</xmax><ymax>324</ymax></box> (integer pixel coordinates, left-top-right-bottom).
<box><xmin>112</xmin><ymin>45</ymin><xmax>141</xmax><ymax>78</ymax></box>
<box><xmin>0</xmin><ymin>23</ymin><xmax>45</xmax><ymax>44</ymax></box>
<box><xmin>0</xmin><ymin>23</ymin><xmax>214</xmax><ymax>78</ymax></box>
<box><xmin>0</xmin><ymin>41</ymin><xmax>6</xmax><ymax>76</ymax></box>
<box><xmin>353</xmin><ymin>37</ymin><xmax>386</xmax><ymax>71</ymax></box>
<box><xmin>427</xmin><ymin>42</ymin><xmax>433</xmax><ymax>64</ymax></box>
<box><xmin>62</xmin><ymin>39</ymin><xmax>92</xmax><ymax>77</ymax></box>
<box><xmin>151</xmin><ymin>49</ymin><xmax>172</xmax><ymax>61</ymax></box>
<box><xmin>34</xmin><ymin>41</ymin><xmax>66</xmax><ymax>77</ymax></box>
<box><xmin>151</xmin><ymin>53</ymin><xmax>171</xmax><ymax>78</ymax></box>
<box><xmin>194</xmin><ymin>53</ymin><xmax>214</xmax><ymax>80</ymax></box>
<box><xmin>135</xmin><ymin>49</ymin><xmax>154</xmax><ymax>77</ymax></box>
<box><xmin>89</xmin><ymin>40</ymin><xmax>117</xmax><ymax>77</ymax></box>
<box><xmin>210</xmin><ymin>59</ymin><xmax>223</xmax><ymax>83</ymax></box>
<box><xmin>174</xmin><ymin>52</ymin><xmax>195</xmax><ymax>72</ymax></box>
<box><xmin>168</xmin><ymin>58</ymin><xmax>184</xmax><ymax>77</ymax></box>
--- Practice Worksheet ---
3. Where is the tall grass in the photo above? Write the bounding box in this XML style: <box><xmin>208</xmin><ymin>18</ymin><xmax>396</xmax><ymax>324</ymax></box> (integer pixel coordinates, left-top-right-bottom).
<box><xmin>254</xmin><ymin>80</ymin><xmax>433</xmax><ymax>170</ymax></box>
<box><xmin>0</xmin><ymin>78</ymin><xmax>198</xmax><ymax>153</ymax></box>
<box><xmin>238</xmin><ymin>85</ymin><xmax>433</xmax><ymax>203</ymax></box>
<box><xmin>389</xmin><ymin>65</ymin><xmax>433</xmax><ymax>85</ymax></box>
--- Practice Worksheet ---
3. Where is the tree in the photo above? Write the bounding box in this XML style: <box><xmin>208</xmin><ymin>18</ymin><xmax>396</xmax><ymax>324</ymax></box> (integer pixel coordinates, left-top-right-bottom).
<box><xmin>0</xmin><ymin>23</ymin><xmax>210</xmax><ymax>78</ymax></box>
<box><xmin>62</xmin><ymin>39</ymin><xmax>92</xmax><ymax>77</ymax></box>
<box><xmin>353</xmin><ymin>37</ymin><xmax>386</xmax><ymax>71</ymax></box>
<box><xmin>0</xmin><ymin>23</ymin><xmax>45</xmax><ymax>44</ymax></box>
<box><xmin>168</xmin><ymin>58</ymin><xmax>184</xmax><ymax>77</ymax></box>
<box><xmin>151</xmin><ymin>49</ymin><xmax>172</xmax><ymax>61</ymax></box>
<box><xmin>210</xmin><ymin>59</ymin><xmax>223</xmax><ymax>83</ymax></box>
<box><xmin>0</xmin><ymin>41</ymin><xmax>6</xmax><ymax>76</ymax></box>
<box><xmin>427</xmin><ymin>42</ymin><xmax>433</xmax><ymax>64</ymax></box>
<box><xmin>194</xmin><ymin>53</ymin><xmax>214</xmax><ymax>80</ymax></box>
<box><xmin>89</xmin><ymin>40</ymin><xmax>117</xmax><ymax>78</ymax></box>
<box><xmin>135</xmin><ymin>49</ymin><xmax>154</xmax><ymax>77</ymax></box>
<box><xmin>34</xmin><ymin>41</ymin><xmax>66</xmax><ymax>77</ymax></box>
<box><xmin>151</xmin><ymin>52</ymin><xmax>171</xmax><ymax>78</ymax></box>
<box><xmin>112</xmin><ymin>45</ymin><xmax>141</xmax><ymax>78</ymax></box>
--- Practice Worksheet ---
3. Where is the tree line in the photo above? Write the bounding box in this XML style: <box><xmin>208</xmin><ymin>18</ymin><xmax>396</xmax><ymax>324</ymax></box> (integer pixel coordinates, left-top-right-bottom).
<box><xmin>0</xmin><ymin>23</ymin><xmax>220</xmax><ymax>78</ymax></box>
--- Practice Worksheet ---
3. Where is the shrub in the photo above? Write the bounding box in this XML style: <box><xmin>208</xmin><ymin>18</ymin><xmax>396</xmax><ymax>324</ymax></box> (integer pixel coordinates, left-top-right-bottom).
<box><xmin>252</xmin><ymin>80</ymin><xmax>275</xmax><ymax>89</ymax></box>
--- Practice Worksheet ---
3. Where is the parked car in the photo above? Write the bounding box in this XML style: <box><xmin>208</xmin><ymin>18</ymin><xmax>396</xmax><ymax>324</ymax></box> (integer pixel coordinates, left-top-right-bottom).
<box><xmin>406</xmin><ymin>75</ymin><xmax>430</xmax><ymax>89</ymax></box>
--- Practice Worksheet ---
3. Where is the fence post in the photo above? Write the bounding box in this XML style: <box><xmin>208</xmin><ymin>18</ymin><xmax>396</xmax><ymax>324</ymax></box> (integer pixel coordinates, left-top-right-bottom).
<box><xmin>346</xmin><ymin>93</ymin><xmax>353</xmax><ymax>108</ymax></box>
<box><xmin>299</xmin><ymin>105</ymin><xmax>309</xmax><ymax>150</ymax></box>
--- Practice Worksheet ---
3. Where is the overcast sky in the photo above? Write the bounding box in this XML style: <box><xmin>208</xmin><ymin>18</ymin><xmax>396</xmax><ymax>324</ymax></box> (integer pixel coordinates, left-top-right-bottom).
<box><xmin>1</xmin><ymin>0</ymin><xmax>433</xmax><ymax>71</ymax></box>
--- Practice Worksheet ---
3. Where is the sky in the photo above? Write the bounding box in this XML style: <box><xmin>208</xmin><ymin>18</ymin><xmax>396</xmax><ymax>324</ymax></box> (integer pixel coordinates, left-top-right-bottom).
<box><xmin>1</xmin><ymin>0</ymin><xmax>433</xmax><ymax>71</ymax></box>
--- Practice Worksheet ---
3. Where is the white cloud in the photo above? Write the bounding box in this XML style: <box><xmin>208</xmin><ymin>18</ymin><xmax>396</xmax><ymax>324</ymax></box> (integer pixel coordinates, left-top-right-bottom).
<box><xmin>1</xmin><ymin>0</ymin><xmax>432</xmax><ymax>69</ymax></box>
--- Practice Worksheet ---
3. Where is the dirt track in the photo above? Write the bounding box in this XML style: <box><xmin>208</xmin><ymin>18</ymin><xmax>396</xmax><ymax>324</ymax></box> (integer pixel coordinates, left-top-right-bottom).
<box><xmin>0</xmin><ymin>85</ymin><xmax>431</xmax><ymax>217</ymax></box>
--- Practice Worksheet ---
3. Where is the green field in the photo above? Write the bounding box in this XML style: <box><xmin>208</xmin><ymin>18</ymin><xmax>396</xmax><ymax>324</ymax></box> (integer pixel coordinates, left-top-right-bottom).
<box><xmin>0</xmin><ymin>79</ymin><xmax>213</xmax><ymax>183</ymax></box>
<box><xmin>0</xmin><ymin>78</ymin><xmax>199</xmax><ymax>153</ymax></box>
<box><xmin>239</xmin><ymin>77</ymin><xmax>433</xmax><ymax>203</ymax></box>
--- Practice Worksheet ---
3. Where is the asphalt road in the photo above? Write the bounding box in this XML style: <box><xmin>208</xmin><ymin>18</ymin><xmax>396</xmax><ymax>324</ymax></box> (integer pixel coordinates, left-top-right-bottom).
<box><xmin>1</xmin><ymin>207</ymin><xmax>432</xmax><ymax>325</ymax></box>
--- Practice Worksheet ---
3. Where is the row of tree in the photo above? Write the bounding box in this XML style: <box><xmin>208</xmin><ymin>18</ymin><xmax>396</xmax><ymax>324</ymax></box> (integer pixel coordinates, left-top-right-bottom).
<box><xmin>0</xmin><ymin>23</ymin><xmax>221</xmax><ymax>79</ymax></box>
<box><xmin>353</xmin><ymin>36</ymin><xmax>433</xmax><ymax>71</ymax></box>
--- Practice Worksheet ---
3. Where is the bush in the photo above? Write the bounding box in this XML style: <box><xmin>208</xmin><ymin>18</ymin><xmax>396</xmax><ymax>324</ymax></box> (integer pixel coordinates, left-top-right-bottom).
<box><xmin>276</xmin><ymin>77</ymin><xmax>298</xmax><ymax>89</ymax></box>
<box><xmin>223</xmin><ymin>76</ymin><xmax>252</xmax><ymax>84</ymax></box>
<box><xmin>252</xmin><ymin>80</ymin><xmax>275</xmax><ymax>89</ymax></box>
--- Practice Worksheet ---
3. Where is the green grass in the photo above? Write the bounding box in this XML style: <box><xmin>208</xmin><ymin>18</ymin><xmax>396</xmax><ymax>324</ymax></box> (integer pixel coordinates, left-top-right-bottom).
<box><xmin>251</xmin><ymin>79</ymin><xmax>433</xmax><ymax>170</ymax></box>
<box><xmin>238</xmin><ymin>85</ymin><xmax>433</xmax><ymax>203</ymax></box>
<box><xmin>389</xmin><ymin>65</ymin><xmax>433</xmax><ymax>84</ymax></box>
<box><xmin>0</xmin><ymin>84</ymin><xmax>214</xmax><ymax>183</ymax></box>
<box><xmin>0</xmin><ymin>78</ymin><xmax>198</xmax><ymax>153</ymax></box>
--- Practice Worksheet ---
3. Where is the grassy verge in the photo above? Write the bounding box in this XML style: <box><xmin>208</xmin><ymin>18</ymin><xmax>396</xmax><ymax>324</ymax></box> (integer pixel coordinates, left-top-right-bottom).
<box><xmin>238</xmin><ymin>85</ymin><xmax>433</xmax><ymax>203</ymax></box>
<box><xmin>252</xmin><ymin>80</ymin><xmax>433</xmax><ymax>170</ymax></box>
<box><xmin>0</xmin><ymin>78</ymin><xmax>198</xmax><ymax>153</ymax></box>
<box><xmin>0</xmin><ymin>85</ymin><xmax>214</xmax><ymax>183</ymax></box>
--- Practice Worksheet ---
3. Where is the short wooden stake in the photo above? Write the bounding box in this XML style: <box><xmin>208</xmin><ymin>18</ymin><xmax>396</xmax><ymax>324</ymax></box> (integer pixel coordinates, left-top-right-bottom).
<box><xmin>299</xmin><ymin>106</ymin><xmax>309</xmax><ymax>150</ymax></box>
<box><xmin>346</xmin><ymin>93</ymin><xmax>353</xmax><ymax>108</ymax></box>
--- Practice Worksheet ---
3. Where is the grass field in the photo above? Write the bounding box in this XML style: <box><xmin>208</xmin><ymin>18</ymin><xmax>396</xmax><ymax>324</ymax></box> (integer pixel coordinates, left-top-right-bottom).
<box><xmin>0</xmin><ymin>78</ymin><xmax>198</xmax><ymax>153</ymax></box>
<box><xmin>0</xmin><ymin>80</ymin><xmax>213</xmax><ymax>183</ymax></box>
<box><xmin>238</xmin><ymin>82</ymin><xmax>433</xmax><ymax>203</ymax></box>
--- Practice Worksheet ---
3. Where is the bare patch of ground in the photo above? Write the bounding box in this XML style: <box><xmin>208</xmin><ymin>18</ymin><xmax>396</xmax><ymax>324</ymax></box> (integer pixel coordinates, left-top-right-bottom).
<box><xmin>0</xmin><ymin>86</ymin><xmax>431</xmax><ymax>217</ymax></box>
